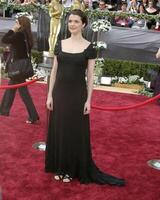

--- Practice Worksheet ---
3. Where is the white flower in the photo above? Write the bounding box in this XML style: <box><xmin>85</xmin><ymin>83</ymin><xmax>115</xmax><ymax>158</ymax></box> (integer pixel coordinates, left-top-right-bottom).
<box><xmin>128</xmin><ymin>75</ymin><xmax>140</xmax><ymax>83</ymax></box>
<box><xmin>118</xmin><ymin>77</ymin><xmax>128</xmax><ymax>83</ymax></box>
<box><xmin>91</xmin><ymin>19</ymin><xmax>112</xmax><ymax>32</ymax></box>
<box><xmin>95</xmin><ymin>58</ymin><xmax>105</xmax><ymax>65</ymax></box>
<box><xmin>94</xmin><ymin>58</ymin><xmax>105</xmax><ymax>78</ymax></box>
<box><xmin>96</xmin><ymin>58</ymin><xmax>104</xmax><ymax>62</ymax></box>
<box><xmin>93</xmin><ymin>41</ymin><xmax>107</xmax><ymax>51</ymax></box>
<box><xmin>34</xmin><ymin>68</ymin><xmax>46</xmax><ymax>80</ymax></box>
<box><xmin>96</xmin><ymin>41</ymin><xmax>107</xmax><ymax>49</ymax></box>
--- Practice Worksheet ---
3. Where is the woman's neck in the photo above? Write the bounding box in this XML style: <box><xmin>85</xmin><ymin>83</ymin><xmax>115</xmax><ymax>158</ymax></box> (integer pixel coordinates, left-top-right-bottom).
<box><xmin>70</xmin><ymin>33</ymin><xmax>84</xmax><ymax>42</ymax></box>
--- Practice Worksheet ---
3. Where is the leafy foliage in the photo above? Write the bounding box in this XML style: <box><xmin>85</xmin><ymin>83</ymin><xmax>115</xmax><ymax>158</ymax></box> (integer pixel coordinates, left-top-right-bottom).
<box><xmin>0</xmin><ymin>3</ymin><xmax>160</xmax><ymax>21</ymax></box>
<box><xmin>103</xmin><ymin>58</ymin><xmax>159</xmax><ymax>81</ymax></box>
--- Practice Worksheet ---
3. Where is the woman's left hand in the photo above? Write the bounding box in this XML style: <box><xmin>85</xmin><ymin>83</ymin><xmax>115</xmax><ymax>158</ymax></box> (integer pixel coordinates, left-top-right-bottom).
<box><xmin>83</xmin><ymin>101</ymin><xmax>91</xmax><ymax>115</ymax></box>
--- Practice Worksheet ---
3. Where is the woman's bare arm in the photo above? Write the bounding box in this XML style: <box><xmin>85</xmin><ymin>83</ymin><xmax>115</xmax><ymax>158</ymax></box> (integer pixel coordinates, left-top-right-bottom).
<box><xmin>83</xmin><ymin>59</ymin><xmax>95</xmax><ymax>115</ymax></box>
<box><xmin>46</xmin><ymin>56</ymin><xmax>58</xmax><ymax>110</ymax></box>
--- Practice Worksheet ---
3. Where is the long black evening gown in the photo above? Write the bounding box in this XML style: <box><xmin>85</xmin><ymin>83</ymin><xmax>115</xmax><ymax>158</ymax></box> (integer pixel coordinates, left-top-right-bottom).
<box><xmin>45</xmin><ymin>40</ymin><xmax>125</xmax><ymax>186</ymax></box>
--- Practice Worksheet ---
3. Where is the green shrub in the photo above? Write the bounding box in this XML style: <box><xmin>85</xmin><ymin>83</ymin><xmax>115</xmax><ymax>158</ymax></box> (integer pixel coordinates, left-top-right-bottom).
<box><xmin>0</xmin><ymin>47</ymin><xmax>4</xmax><ymax>54</ymax></box>
<box><xmin>103</xmin><ymin>58</ymin><xmax>159</xmax><ymax>81</ymax></box>
<box><xmin>31</xmin><ymin>50</ymin><xmax>43</xmax><ymax>64</ymax></box>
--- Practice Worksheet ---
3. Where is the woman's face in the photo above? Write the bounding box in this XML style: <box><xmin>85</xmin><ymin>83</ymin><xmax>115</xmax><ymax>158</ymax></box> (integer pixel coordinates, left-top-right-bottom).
<box><xmin>68</xmin><ymin>14</ymin><xmax>85</xmax><ymax>34</ymax></box>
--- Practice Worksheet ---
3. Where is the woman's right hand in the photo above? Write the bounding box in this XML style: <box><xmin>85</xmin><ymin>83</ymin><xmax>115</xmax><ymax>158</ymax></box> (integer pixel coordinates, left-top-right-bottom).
<box><xmin>46</xmin><ymin>96</ymin><xmax>53</xmax><ymax>111</ymax></box>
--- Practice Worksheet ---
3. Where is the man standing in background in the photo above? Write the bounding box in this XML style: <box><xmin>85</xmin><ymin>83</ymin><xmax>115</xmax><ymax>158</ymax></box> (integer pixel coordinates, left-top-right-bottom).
<box><xmin>154</xmin><ymin>48</ymin><xmax>160</xmax><ymax>102</ymax></box>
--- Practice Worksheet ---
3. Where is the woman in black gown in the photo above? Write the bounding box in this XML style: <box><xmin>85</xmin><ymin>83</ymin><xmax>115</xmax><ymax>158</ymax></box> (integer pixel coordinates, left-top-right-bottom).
<box><xmin>45</xmin><ymin>9</ymin><xmax>125</xmax><ymax>185</ymax></box>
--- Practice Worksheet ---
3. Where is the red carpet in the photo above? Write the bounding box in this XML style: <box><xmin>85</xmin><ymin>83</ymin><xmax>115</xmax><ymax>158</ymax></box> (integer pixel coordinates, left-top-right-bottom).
<box><xmin>0</xmin><ymin>82</ymin><xmax>160</xmax><ymax>200</ymax></box>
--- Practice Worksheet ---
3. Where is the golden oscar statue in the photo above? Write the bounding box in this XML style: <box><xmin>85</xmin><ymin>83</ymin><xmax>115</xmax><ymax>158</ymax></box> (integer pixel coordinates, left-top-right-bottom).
<box><xmin>71</xmin><ymin>0</ymin><xmax>85</xmax><ymax>11</ymax></box>
<box><xmin>48</xmin><ymin>0</ymin><xmax>63</xmax><ymax>55</ymax></box>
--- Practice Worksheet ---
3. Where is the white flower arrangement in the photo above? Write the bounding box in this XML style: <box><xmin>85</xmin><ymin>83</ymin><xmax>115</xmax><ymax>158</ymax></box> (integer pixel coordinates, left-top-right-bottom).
<box><xmin>94</xmin><ymin>58</ymin><xmax>105</xmax><ymax>84</ymax></box>
<box><xmin>95</xmin><ymin>58</ymin><xmax>105</xmax><ymax>67</ymax></box>
<box><xmin>91</xmin><ymin>19</ymin><xmax>112</xmax><ymax>32</ymax></box>
<box><xmin>93</xmin><ymin>41</ymin><xmax>107</xmax><ymax>59</ymax></box>
<box><xmin>93</xmin><ymin>41</ymin><xmax>107</xmax><ymax>50</ymax></box>
<box><xmin>128</xmin><ymin>75</ymin><xmax>140</xmax><ymax>83</ymax></box>
<box><xmin>118</xmin><ymin>77</ymin><xmax>128</xmax><ymax>84</ymax></box>
<box><xmin>36</xmin><ymin>3</ymin><xmax>48</xmax><ymax>12</ymax></box>
<box><xmin>91</xmin><ymin>19</ymin><xmax>111</xmax><ymax>59</ymax></box>
<box><xmin>15</xmin><ymin>12</ymin><xmax>34</xmax><ymax>23</ymax></box>
<box><xmin>118</xmin><ymin>75</ymin><xmax>142</xmax><ymax>84</ymax></box>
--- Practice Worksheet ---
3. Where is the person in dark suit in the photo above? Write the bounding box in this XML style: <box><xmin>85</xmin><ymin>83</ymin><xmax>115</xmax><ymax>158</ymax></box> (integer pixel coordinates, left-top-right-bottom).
<box><xmin>154</xmin><ymin>48</ymin><xmax>160</xmax><ymax>103</ymax></box>
<box><xmin>0</xmin><ymin>16</ymin><xmax>39</xmax><ymax>124</ymax></box>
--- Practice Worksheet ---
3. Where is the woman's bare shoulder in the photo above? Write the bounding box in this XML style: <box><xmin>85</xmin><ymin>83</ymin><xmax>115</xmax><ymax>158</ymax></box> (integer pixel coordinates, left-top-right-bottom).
<box><xmin>83</xmin><ymin>39</ymin><xmax>90</xmax><ymax>45</ymax></box>
<box><xmin>61</xmin><ymin>38</ymin><xmax>70</xmax><ymax>44</ymax></box>
<box><xmin>82</xmin><ymin>39</ymin><xmax>91</xmax><ymax>49</ymax></box>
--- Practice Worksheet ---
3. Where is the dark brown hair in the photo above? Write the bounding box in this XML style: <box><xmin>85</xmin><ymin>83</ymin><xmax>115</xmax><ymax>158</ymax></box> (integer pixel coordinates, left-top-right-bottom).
<box><xmin>18</xmin><ymin>16</ymin><xmax>33</xmax><ymax>48</ymax></box>
<box><xmin>69</xmin><ymin>9</ymin><xmax>88</xmax><ymax>27</ymax></box>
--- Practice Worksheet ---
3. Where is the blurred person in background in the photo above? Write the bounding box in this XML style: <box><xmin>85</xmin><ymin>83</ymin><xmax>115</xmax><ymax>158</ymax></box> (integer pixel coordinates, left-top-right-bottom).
<box><xmin>0</xmin><ymin>16</ymin><xmax>39</xmax><ymax>124</ymax></box>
